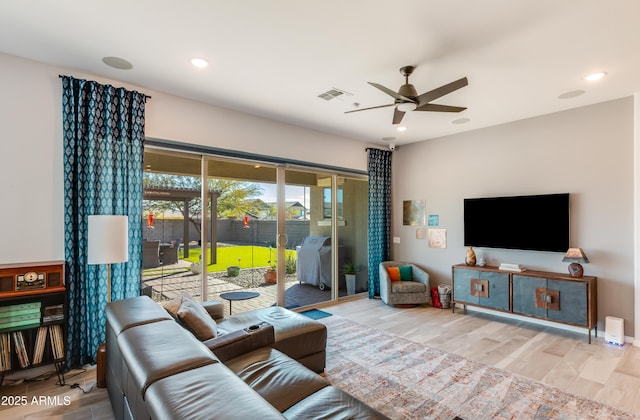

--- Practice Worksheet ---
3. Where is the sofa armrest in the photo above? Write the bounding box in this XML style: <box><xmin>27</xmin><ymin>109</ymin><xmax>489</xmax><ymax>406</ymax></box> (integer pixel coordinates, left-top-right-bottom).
<box><xmin>201</xmin><ymin>300</ymin><xmax>225</xmax><ymax>320</ymax></box>
<box><xmin>379</xmin><ymin>264</ymin><xmax>392</xmax><ymax>299</ymax></box>
<box><xmin>203</xmin><ymin>322</ymin><xmax>275</xmax><ymax>362</ymax></box>
<box><xmin>411</xmin><ymin>264</ymin><xmax>430</xmax><ymax>286</ymax></box>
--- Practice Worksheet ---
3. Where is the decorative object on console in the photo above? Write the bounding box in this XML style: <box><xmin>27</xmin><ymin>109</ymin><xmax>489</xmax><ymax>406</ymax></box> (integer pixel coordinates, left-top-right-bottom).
<box><xmin>465</xmin><ymin>246</ymin><xmax>476</xmax><ymax>266</ymax></box>
<box><xmin>88</xmin><ymin>215</ymin><xmax>129</xmax><ymax>303</ymax></box>
<box><xmin>498</xmin><ymin>263</ymin><xmax>526</xmax><ymax>272</ymax></box>
<box><xmin>562</xmin><ymin>247</ymin><xmax>589</xmax><ymax>278</ymax></box>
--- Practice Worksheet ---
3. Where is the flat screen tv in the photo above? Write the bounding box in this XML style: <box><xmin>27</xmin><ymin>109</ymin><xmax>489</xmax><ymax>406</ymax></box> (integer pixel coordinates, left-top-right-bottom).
<box><xmin>464</xmin><ymin>193</ymin><xmax>569</xmax><ymax>252</ymax></box>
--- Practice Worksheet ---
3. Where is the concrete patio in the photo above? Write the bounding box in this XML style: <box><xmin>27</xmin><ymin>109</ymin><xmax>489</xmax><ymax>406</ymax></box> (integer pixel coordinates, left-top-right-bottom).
<box><xmin>141</xmin><ymin>262</ymin><xmax>345</xmax><ymax>317</ymax></box>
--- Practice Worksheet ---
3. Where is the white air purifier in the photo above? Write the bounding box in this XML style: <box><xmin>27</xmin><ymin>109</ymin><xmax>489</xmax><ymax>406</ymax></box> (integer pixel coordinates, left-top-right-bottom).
<box><xmin>604</xmin><ymin>316</ymin><xmax>624</xmax><ymax>346</ymax></box>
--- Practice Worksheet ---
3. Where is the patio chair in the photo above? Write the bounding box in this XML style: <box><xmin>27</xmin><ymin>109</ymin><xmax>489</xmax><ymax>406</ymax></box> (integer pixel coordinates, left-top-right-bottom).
<box><xmin>142</xmin><ymin>240</ymin><xmax>161</xmax><ymax>269</ymax></box>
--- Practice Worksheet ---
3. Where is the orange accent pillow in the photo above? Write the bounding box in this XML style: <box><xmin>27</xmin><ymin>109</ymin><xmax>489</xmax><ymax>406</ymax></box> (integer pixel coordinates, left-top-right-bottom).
<box><xmin>386</xmin><ymin>266</ymin><xmax>401</xmax><ymax>282</ymax></box>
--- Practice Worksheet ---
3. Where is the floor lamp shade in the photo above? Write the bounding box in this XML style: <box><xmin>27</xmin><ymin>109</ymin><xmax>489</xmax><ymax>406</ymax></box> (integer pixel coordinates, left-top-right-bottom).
<box><xmin>88</xmin><ymin>215</ymin><xmax>128</xmax><ymax>303</ymax></box>
<box><xmin>88</xmin><ymin>215</ymin><xmax>129</xmax><ymax>265</ymax></box>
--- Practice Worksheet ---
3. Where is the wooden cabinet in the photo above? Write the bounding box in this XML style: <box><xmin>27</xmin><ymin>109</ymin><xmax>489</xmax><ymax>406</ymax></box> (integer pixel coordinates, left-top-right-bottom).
<box><xmin>452</xmin><ymin>264</ymin><xmax>597</xmax><ymax>343</ymax></box>
<box><xmin>452</xmin><ymin>266</ymin><xmax>510</xmax><ymax>311</ymax></box>
<box><xmin>0</xmin><ymin>261</ymin><xmax>66</xmax><ymax>385</ymax></box>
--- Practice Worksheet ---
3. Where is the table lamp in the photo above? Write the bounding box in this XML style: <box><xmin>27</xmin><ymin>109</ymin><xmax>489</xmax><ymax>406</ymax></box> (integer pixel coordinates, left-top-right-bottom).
<box><xmin>562</xmin><ymin>247</ymin><xmax>589</xmax><ymax>278</ymax></box>
<box><xmin>88</xmin><ymin>215</ymin><xmax>129</xmax><ymax>302</ymax></box>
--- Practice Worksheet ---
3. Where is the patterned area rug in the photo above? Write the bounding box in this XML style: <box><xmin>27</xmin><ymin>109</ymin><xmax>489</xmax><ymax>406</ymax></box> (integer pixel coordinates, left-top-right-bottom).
<box><xmin>321</xmin><ymin>316</ymin><xmax>637</xmax><ymax>420</ymax></box>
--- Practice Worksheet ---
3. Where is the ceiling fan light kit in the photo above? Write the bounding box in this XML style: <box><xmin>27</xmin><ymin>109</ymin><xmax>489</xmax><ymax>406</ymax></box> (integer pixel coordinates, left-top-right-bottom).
<box><xmin>346</xmin><ymin>65</ymin><xmax>468</xmax><ymax>125</ymax></box>
<box><xmin>397</xmin><ymin>102</ymin><xmax>417</xmax><ymax>112</ymax></box>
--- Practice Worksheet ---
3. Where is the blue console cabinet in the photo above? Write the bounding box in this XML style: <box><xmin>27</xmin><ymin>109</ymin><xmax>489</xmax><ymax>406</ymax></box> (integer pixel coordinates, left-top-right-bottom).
<box><xmin>452</xmin><ymin>264</ymin><xmax>597</xmax><ymax>343</ymax></box>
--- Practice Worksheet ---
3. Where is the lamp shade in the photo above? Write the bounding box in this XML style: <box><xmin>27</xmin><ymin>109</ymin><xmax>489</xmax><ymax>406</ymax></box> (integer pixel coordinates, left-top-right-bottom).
<box><xmin>562</xmin><ymin>248</ymin><xmax>590</xmax><ymax>264</ymax></box>
<box><xmin>88</xmin><ymin>215</ymin><xmax>129</xmax><ymax>265</ymax></box>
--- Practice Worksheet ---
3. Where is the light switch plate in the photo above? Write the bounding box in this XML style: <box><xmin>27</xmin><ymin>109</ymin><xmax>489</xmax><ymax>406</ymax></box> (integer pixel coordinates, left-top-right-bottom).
<box><xmin>393</xmin><ymin>237</ymin><xmax>401</xmax><ymax>244</ymax></box>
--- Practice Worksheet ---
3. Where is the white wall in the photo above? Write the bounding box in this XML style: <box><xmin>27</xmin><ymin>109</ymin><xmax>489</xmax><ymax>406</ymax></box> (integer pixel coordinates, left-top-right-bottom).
<box><xmin>0</xmin><ymin>53</ymin><xmax>370</xmax><ymax>265</ymax></box>
<box><xmin>392</xmin><ymin>97</ymin><xmax>635</xmax><ymax>335</ymax></box>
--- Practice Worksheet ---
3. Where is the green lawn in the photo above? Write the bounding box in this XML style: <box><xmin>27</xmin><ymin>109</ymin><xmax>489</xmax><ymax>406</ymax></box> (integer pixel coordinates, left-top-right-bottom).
<box><xmin>181</xmin><ymin>245</ymin><xmax>296</xmax><ymax>273</ymax></box>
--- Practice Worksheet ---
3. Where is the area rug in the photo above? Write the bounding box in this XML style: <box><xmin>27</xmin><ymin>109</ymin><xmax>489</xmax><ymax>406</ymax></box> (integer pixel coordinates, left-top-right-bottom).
<box><xmin>299</xmin><ymin>309</ymin><xmax>332</xmax><ymax>320</ymax></box>
<box><xmin>320</xmin><ymin>316</ymin><xmax>637</xmax><ymax>420</ymax></box>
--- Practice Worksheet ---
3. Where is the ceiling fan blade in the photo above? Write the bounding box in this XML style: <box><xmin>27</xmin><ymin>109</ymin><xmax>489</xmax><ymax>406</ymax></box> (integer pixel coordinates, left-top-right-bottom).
<box><xmin>415</xmin><ymin>104</ymin><xmax>467</xmax><ymax>113</ymax></box>
<box><xmin>392</xmin><ymin>108</ymin><xmax>405</xmax><ymax>124</ymax></box>
<box><xmin>369</xmin><ymin>82</ymin><xmax>414</xmax><ymax>102</ymax></box>
<box><xmin>416</xmin><ymin>77</ymin><xmax>468</xmax><ymax>107</ymax></box>
<box><xmin>344</xmin><ymin>103</ymin><xmax>395</xmax><ymax>114</ymax></box>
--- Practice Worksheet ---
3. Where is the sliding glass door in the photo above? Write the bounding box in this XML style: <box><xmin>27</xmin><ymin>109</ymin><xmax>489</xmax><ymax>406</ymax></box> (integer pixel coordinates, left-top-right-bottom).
<box><xmin>142</xmin><ymin>146</ymin><xmax>367</xmax><ymax>313</ymax></box>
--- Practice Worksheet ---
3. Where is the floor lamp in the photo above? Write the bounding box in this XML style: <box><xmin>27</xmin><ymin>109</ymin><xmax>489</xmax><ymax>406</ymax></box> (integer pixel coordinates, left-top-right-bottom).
<box><xmin>87</xmin><ymin>215</ymin><xmax>129</xmax><ymax>303</ymax></box>
<box><xmin>87</xmin><ymin>215</ymin><xmax>128</xmax><ymax>389</ymax></box>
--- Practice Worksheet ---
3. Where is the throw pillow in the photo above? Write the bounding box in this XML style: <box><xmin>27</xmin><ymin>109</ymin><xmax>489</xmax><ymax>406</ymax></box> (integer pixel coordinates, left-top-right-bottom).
<box><xmin>386</xmin><ymin>266</ymin><xmax>401</xmax><ymax>282</ymax></box>
<box><xmin>161</xmin><ymin>291</ymin><xmax>192</xmax><ymax>319</ymax></box>
<box><xmin>399</xmin><ymin>265</ymin><xmax>413</xmax><ymax>281</ymax></box>
<box><xmin>176</xmin><ymin>295</ymin><xmax>218</xmax><ymax>341</ymax></box>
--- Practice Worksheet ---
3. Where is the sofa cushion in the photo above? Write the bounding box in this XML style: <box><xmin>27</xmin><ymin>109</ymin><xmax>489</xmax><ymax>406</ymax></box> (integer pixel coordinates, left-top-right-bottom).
<box><xmin>145</xmin><ymin>363</ymin><xmax>285</xmax><ymax>420</ymax></box>
<box><xmin>386</xmin><ymin>266</ymin><xmax>401</xmax><ymax>282</ymax></box>
<box><xmin>105</xmin><ymin>295</ymin><xmax>172</xmax><ymax>336</ymax></box>
<box><xmin>226</xmin><ymin>347</ymin><xmax>329</xmax><ymax>412</ymax></box>
<box><xmin>399</xmin><ymin>265</ymin><xmax>413</xmax><ymax>281</ymax></box>
<box><xmin>391</xmin><ymin>280</ymin><xmax>427</xmax><ymax>293</ymax></box>
<box><xmin>216</xmin><ymin>306</ymin><xmax>327</xmax><ymax>372</ymax></box>
<box><xmin>177</xmin><ymin>294</ymin><xmax>218</xmax><ymax>340</ymax></box>
<box><xmin>283</xmin><ymin>386</ymin><xmax>389</xmax><ymax>419</ymax></box>
<box><xmin>202</xmin><ymin>299</ymin><xmax>225</xmax><ymax>320</ymax></box>
<box><xmin>118</xmin><ymin>320</ymin><xmax>219</xmax><ymax>397</ymax></box>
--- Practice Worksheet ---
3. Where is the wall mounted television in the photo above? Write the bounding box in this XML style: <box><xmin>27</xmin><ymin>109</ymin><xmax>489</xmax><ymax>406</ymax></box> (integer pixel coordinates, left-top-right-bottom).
<box><xmin>464</xmin><ymin>193</ymin><xmax>570</xmax><ymax>252</ymax></box>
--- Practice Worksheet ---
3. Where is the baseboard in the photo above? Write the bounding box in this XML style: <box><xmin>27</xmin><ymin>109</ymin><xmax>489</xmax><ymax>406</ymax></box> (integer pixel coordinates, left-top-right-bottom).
<box><xmin>464</xmin><ymin>306</ymin><xmax>636</xmax><ymax>343</ymax></box>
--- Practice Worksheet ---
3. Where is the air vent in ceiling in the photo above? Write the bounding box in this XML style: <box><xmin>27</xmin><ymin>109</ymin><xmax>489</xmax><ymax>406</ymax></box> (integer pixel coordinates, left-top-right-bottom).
<box><xmin>318</xmin><ymin>88</ymin><xmax>352</xmax><ymax>101</ymax></box>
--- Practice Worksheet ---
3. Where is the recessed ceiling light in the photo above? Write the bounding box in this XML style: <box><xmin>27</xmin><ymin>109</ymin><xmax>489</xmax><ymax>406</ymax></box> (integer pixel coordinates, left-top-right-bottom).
<box><xmin>396</xmin><ymin>126</ymin><xmax>407</xmax><ymax>132</ymax></box>
<box><xmin>102</xmin><ymin>56</ymin><xmax>133</xmax><ymax>70</ymax></box>
<box><xmin>190</xmin><ymin>58</ymin><xmax>209</xmax><ymax>69</ymax></box>
<box><xmin>558</xmin><ymin>89</ymin><xmax>585</xmax><ymax>99</ymax></box>
<box><xmin>585</xmin><ymin>72</ymin><xmax>606</xmax><ymax>81</ymax></box>
<box><xmin>452</xmin><ymin>118</ymin><xmax>470</xmax><ymax>125</ymax></box>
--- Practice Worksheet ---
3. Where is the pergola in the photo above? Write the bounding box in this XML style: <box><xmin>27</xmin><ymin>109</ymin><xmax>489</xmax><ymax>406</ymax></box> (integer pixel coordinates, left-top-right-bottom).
<box><xmin>143</xmin><ymin>187</ymin><xmax>220</xmax><ymax>262</ymax></box>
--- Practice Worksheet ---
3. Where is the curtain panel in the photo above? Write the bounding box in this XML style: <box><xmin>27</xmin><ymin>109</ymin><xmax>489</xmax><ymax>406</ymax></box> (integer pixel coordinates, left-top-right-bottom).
<box><xmin>62</xmin><ymin>76</ymin><xmax>146</xmax><ymax>367</ymax></box>
<box><xmin>367</xmin><ymin>148</ymin><xmax>392</xmax><ymax>298</ymax></box>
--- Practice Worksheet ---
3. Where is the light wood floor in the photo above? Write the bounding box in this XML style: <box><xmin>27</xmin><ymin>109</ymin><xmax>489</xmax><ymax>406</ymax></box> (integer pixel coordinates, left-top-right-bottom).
<box><xmin>2</xmin><ymin>295</ymin><xmax>640</xmax><ymax>418</ymax></box>
<box><xmin>327</xmin><ymin>297</ymin><xmax>640</xmax><ymax>415</ymax></box>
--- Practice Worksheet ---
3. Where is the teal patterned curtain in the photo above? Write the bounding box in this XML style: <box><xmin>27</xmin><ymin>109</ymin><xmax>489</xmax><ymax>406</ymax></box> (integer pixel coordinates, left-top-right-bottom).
<box><xmin>62</xmin><ymin>76</ymin><xmax>146</xmax><ymax>367</ymax></box>
<box><xmin>367</xmin><ymin>148</ymin><xmax>392</xmax><ymax>298</ymax></box>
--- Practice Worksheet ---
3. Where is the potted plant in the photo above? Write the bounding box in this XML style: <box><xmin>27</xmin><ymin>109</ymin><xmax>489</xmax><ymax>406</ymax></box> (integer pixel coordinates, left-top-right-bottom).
<box><xmin>264</xmin><ymin>261</ymin><xmax>277</xmax><ymax>284</ymax></box>
<box><xmin>342</xmin><ymin>263</ymin><xmax>358</xmax><ymax>295</ymax></box>
<box><xmin>191</xmin><ymin>254</ymin><xmax>202</xmax><ymax>274</ymax></box>
<box><xmin>227</xmin><ymin>258</ymin><xmax>241</xmax><ymax>277</ymax></box>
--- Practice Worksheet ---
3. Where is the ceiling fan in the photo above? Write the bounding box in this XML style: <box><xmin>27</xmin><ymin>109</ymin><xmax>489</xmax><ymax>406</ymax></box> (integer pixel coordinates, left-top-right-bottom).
<box><xmin>346</xmin><ymin>66</ymin><xmax>468</xmax><ymax>124</ymax></box>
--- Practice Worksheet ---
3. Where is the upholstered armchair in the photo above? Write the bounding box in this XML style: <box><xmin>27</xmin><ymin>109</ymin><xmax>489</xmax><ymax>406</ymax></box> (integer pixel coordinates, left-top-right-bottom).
<box><xmin>379</xmin><ymin>261</ymin><xmax>430</xmax><ymax>306</ymax></box>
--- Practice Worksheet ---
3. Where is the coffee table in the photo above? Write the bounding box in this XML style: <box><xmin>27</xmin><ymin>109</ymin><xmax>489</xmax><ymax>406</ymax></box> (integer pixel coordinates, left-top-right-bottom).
<box><xmin>219</xmin><ymin>291</ymin><xmax>260</xmax><ymax>315</ymax></box>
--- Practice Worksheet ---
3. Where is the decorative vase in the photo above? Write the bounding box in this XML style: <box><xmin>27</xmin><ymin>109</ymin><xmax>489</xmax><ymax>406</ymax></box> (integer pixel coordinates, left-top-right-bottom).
<box><xmin>465</xmin><ymin>246</ymin><xmax>477</xmax><ymax>266</ymax></box>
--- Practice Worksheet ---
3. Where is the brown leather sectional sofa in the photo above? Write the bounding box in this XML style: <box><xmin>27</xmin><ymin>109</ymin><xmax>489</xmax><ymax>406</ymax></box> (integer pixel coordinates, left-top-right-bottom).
<box><xmin>105</xmin><ymin>296</ymin><xmax>388</xmax><ymax>419</ymax></box>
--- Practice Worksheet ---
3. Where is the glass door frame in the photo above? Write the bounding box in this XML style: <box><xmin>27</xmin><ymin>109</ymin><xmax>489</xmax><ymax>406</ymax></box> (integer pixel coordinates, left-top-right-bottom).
<box><xmin>145</xmin><ymin>143</ymin><xmax>367</xmax><ymax>307</ymax></box>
